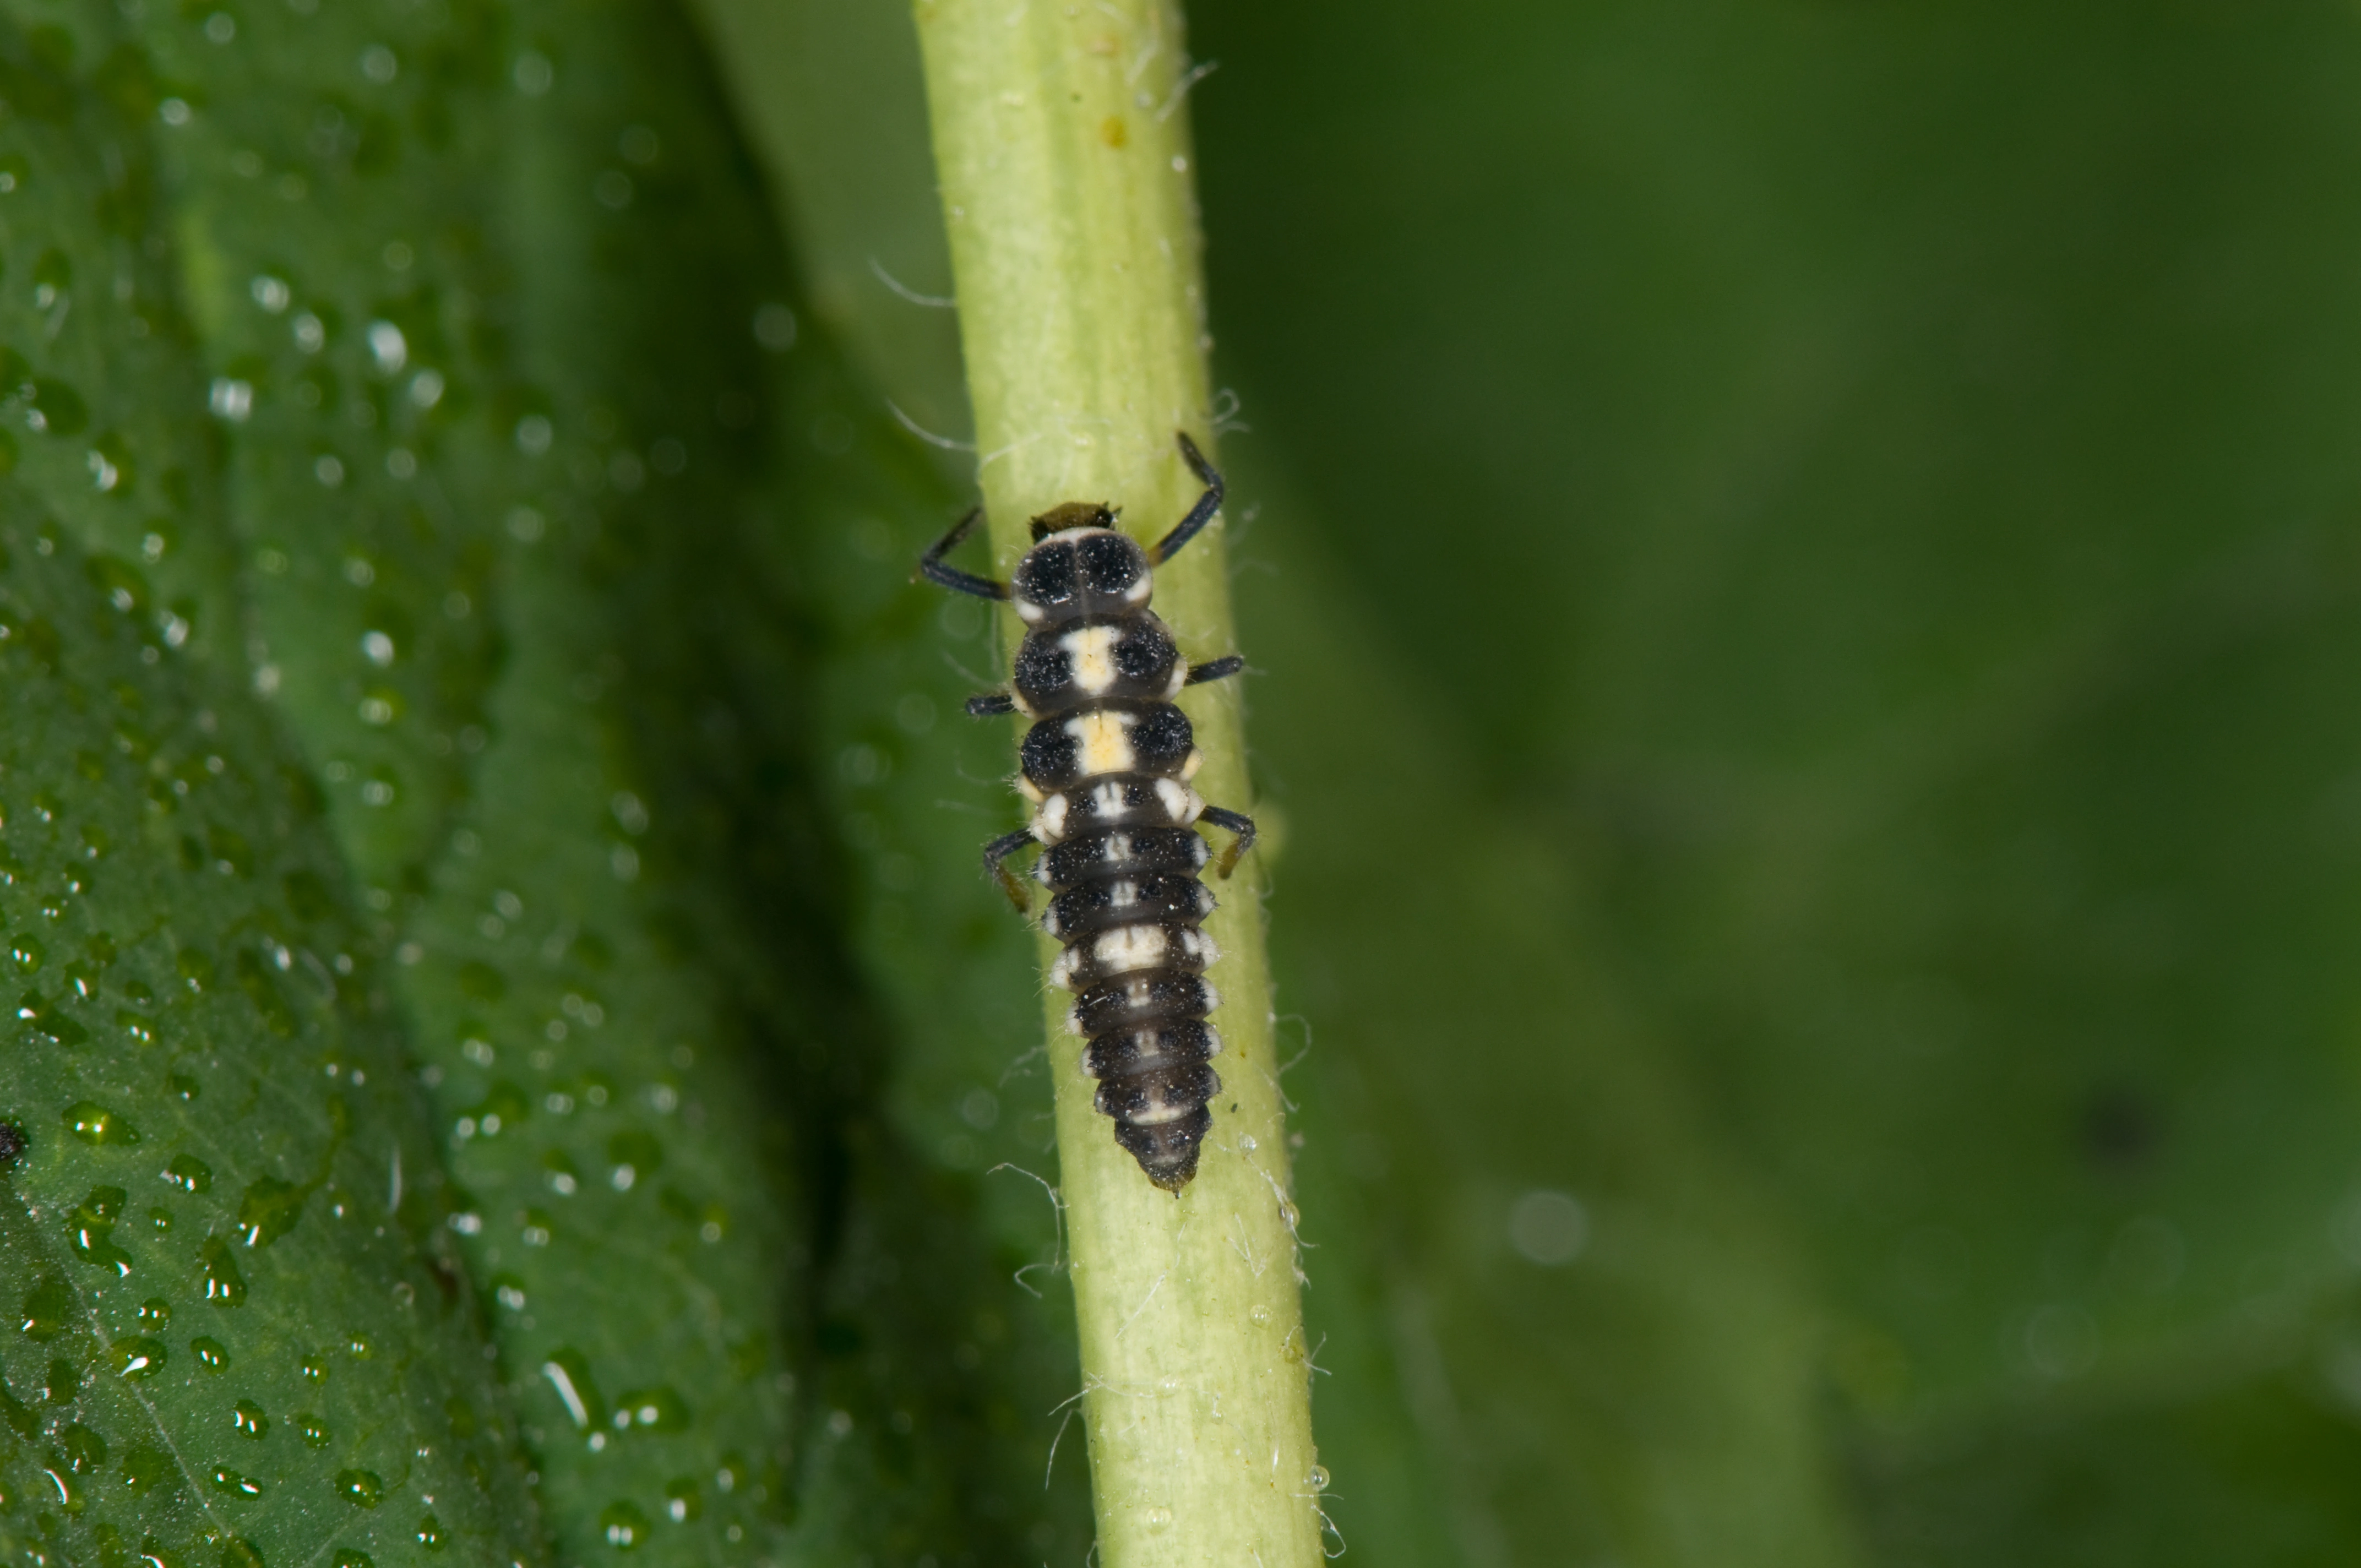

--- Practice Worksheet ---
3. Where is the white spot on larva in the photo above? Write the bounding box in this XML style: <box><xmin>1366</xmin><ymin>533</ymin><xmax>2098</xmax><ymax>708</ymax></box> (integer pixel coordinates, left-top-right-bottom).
<box><xmin>1050</xmin><ymin>949</ymin><xmax>1081</xmax><ymax>990</ymax></box>
<box><xmin>1033</xmin><ymin>793</ymin><xmax>1070</xmax><ymax>843</ymax></box>
<box><xmin>1129</xmin><ymin>1091</ymin><xmax>1194</xmax><ymax>1126</ymax></box>
<box><xmin>1041</xmin><ymin>905</ymin><xmax>1062</xmax><ymax>937</ymax></box>
<box><xmin>1123</xmin><ymin>574</ymin><xmax>1152</xmax><ymax>603</ymax></box>
<box><xmin>1095</xmin><ymin>925</ymin><xmax>1169</xmax><ymax>974</ymax></box>
<box><xmin>1068</xmin><ymin>711</ymin><xmax>1138</xmax><ymax>776</ymax></box>
<box><xmin>1180</xmin><ymin>928</ymin><xmax>1220</xmax><ymax>965</ymax></box>
<box><xmin>1016</xmin><ymin>598</ymin><xmax>1046</xmax><ymax>624</ymax></box>
<box><xmin>1091</xmin><ymin>780</ymin><xmax>1128</xmax><ymax>818</ymax></box>
<box><xmin>1203</xmin><ymin>1015</ymin><xmax>1223</xmax><ymax>1050</ymax></box>
<box><xmin>1164</xmin><ymin>662</ymin><xmax>1188</xmax><ymax>698</ymax></box>
<box><xmin>1109</xmin><ymin>880</ymin><xmax>1140</xmax><ymax>908</ymax></box>
<box><xmin>1154</xmin><ymin>778</ymin><xmax>1202</xmax><ymax>823</ymax></box>
<box><xmin>1104</xmin><ymin>833</ymin><xmax>1133</xmax><ymax>863</ymax></box>
<box><xmin>1017</xmin><ymin>775</ymin><xmax>1045</xmax><ymax>803</ymax></box>
<box><xmin>1180</xmin><ymin>748</ymin><xmax>1203</xmax><ymax>781</ymax></box>
<box><xmin>1195</xmin><ymin>885</ymin><xmax>1216</xmax><ymax>916</ymax></box>
<box><xmin>1062</xmin><ymin>624</ymin><xmax>1123</xmax><ymax>695</ymax></box>
<box><xmin>1063</xmin><ymin>1005</ymin><xmax>1085</xmax><ymax>1036</ymax></box>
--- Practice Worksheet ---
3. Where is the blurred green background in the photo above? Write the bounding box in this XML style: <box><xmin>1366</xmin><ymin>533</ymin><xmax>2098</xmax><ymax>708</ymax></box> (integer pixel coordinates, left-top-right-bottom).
<box><xmin>7</xmin><ymin>0</ymin><xmax>2361</xmax><ymax>1564</ymax></box>
<box><xmin>740</xmin><ymin>0</ymin><xmax>2361</xmax><ymax>1559</ymax></box>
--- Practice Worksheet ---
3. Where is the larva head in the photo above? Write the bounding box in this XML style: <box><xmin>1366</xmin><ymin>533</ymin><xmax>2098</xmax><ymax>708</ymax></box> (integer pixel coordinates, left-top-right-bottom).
<box><xmin>1013</xmin><ymin>510</ymin><xmax>1153</xmax><ymax>626</ymax></box>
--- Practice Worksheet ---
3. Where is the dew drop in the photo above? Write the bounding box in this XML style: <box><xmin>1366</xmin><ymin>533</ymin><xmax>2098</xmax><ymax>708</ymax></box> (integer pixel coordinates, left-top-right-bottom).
<box><xmin>137</xmin><ymin>1298</ymin><xmax>171</xmax><ymax>1328</ymax></box>
<box><xmin>61</xmin><ymin>1423</ymin><xmax>108</xmax><ymax>1472</ymax></box>
<box><xmin>613</xmin><ymin>1386</ymin><xmax>689</xmax><ymax>1434</ymax></box>
<box><xmin>221</xmin><ymin>1538</ymin><xmax>264</xmax><ymax>1568</ymax></box>
<box><xmin>210</xmin><ymin>1466</ymin><xmax>262</xmax><ymax>1498</ymax></box>
<box><xmin>164</xmin><ymin>1154</ymin><xmax>212</xmax><ymax>1193</ymax></box>
<box><xmin>235</xmin><ymin>1177</ymin><xmax>306</xmax><ymax>1247</ymax></box>
<box><xmin>663</xmin><ymin>1478</ymin><xmax>700</xmax><ymax>1523</ymax></box>
<box><xmin>111</xmin><ymin>1336</ymin><xmax>167</xmax><ymax>1379</ymax></box>
<box><xmin>414</xmin><ymin>1514</ymin><xmax>445</xmax><ymax>1551</ymax></box>
<box><xmin>334</xmin><ymin>1554</ymin><xmax>373</xmax><ymax>1568</ymax></box>
<box><xmin>296</xmin><ymin>1412</ymin><xmax>329</xmax><ymax>1447</ymax></box>
<box><xmin>64</xmin><ymin>1102</ymin><xmax>140</xmax><ymax>1145</ymax></box>
<box><xmin>1143</xmin><ymin>1506</ymin><xmax>1173</xmax><ymax>1533</ymax></box>
<box><xmin>232</xmin><ymin>1400</ymin><xmax>268</xmax><ymax>1439</ymax></box>
<box><xmin>199</xmin><ymin>1236</ymin><xmax>248</xmax><ymax>1304</ymax></box>
<box><xmin>192</xmin><ymin>1336</ymin><xmax>230</xmax><ymax>1371</ymax></box>
<box><xmin>70</xmin><ymin>1188</ymin><xmax>133</xmax><ymax>1274</ymax></box>
<box><xmin>19</xmin><ymin>1276</ymin><xmax>71</xmax><ymax>1338</ymax></box>
<box><xmin>119</xmin><ymin>1442</ymin><xmax>174</xmax><ymax>1495</ymax></box>
<box><xmin>333</xmin><ymin>1469</ymin><xmax>382</xmax><ymax>1508</ymax></box>
<box><xmin>24</xmin><ymin>992</ymin><xmax>90</xmax><ymax>1046</ymax></box>
<box><xmin>541</xmin><ymin>1348</ymin><xmax>604</xmax><ymax>1431</ymax></box>
<box><xmin>599</xmin><ymin>1501</ymin><xmax>650</xmax><ymax>1549</ymax></box>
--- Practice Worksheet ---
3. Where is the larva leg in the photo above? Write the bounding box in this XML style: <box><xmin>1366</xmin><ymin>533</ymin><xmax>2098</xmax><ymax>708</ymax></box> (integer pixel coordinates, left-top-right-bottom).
<box><xmin>1184</xmin><ymin>655</ymin><xmax>1243</xmax><ymax>687</ymax></box>
<box><xmin>1199</xmin><ymin>804</ymin><xmax>1256</xmax><ymax>879</ymax></box>
<box><xmin>917</xmin><ymin>506</ymin><xmax>1011</xmax><ymax>600</ymax></box>
<box><xmin>1149</xmin><ymin>432</ymin><xmax>1225</xmax><ymax>565</ymax></box>
<box><xmin>982</xmin><ymin>826</ymin><xmax>1036</xmax><ymax>911</ymax></box>
<box><xmin>965</xmin><ymin>692</ymin><xmax>1018</xmax><ymax>716</ymax></box>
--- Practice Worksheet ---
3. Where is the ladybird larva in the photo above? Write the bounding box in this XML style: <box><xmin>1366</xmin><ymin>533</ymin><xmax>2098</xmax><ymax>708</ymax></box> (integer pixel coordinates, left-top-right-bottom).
<box><xmin>918</xmin><ymin>432</ymin><xmax>1253</xmax><ymax>1190</ymax></box>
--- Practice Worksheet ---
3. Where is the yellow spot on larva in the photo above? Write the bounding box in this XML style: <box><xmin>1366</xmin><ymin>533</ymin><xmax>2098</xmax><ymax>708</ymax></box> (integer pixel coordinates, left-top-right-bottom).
<box><xmin>1063</xmin><ymin>625</ymin><xmax>1122</xmax><ymax>694</ymax></box>
<box><xmin>1068</xmin><ymin>711</ymin><xmax>1138</xmax><ymax>776</ymax></box>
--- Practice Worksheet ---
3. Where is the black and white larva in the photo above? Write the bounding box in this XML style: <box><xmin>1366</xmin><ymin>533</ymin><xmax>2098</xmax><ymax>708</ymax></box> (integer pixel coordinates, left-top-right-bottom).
<box><xmin>919</xmin><ymin>432</ymin><xmax>1253</xmax><ymax>1191</ymax></box>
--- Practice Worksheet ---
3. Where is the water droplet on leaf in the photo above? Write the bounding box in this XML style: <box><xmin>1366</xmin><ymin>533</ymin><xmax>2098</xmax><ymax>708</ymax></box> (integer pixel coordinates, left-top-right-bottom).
<box><xmin>163</xmin><ymin>1154</ymin><xmax>211</xmax><ymax>1192</ymax></box>
<box><xmin>599</xmin><ymin>1501</ymin><xmax>650</xmax><ymax>1549</ymax></box>
<box><xmin>19</xmin><ymin>1277</ymin><xmax>71</xmax><ymax>1338</ymax></box>
<box><xmin>119</xmin><ymin>1443</ymin><xmax>174</xmax><ymax>1495</ymax></box>
<box><xmin>199</xmin><ymin>1239</ymin><xmax>248</xmax><ymax>1305</ymax></box>
<box><xmin>235</xmin><ymin>1177</ymin><xmax>305</xmax><ymax>1247</ymax></box>
<box><xmin>111</xmin><ymin>1337</ymin><xmax>166</xmax><ymax>1379</ymax></box>
<box><xmin>613</xmin><ymin>1386</ymin><xmax>688</xmax><ymax>1434</ymax></box>
<box><xmin>333</xmin><ymin>1469</ymin><xmax>382</xmax><ymax>1508</ymax></box>
<box><xmin>63</xmin><ymin>1102</ymin><xmax>138</xmax><ymax>1145</ymax></box>
<box><xmin>209</xmin><ymin>1465</ymin><xmax>260</xmax><ymax>1498</ymax></box>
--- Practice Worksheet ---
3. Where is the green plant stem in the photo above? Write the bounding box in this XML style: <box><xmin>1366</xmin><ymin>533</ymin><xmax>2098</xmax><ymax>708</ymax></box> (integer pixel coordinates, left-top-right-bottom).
<box><xmin>910</xmin><ymin>4</ymin><xmax>1324</xmax><ymax>1564</ymax></box>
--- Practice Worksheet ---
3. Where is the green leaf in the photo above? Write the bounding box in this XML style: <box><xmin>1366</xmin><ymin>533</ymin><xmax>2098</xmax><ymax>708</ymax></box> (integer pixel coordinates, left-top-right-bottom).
<box><xmin>105</xmin><ymin>1</ymin><xmax>822</xmax><ymax>1560</ymax></box>
<box><xmin>0</xmin><ymin>509</ymin><xmax>540</xmax><ymax>1568</ymax></box>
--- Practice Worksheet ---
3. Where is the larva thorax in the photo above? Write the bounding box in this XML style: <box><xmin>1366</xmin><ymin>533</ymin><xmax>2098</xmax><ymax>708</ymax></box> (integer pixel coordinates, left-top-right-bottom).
<box><xmin>1010</xmin><ymin>515</ymin><xmax>1223</xmax><ymax>1190</ymax></box>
